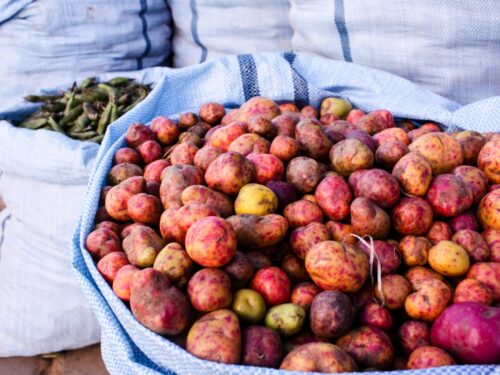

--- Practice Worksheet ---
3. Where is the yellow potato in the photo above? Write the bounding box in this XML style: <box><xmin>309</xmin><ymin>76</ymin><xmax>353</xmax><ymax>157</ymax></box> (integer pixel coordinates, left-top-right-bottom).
<box><xmin>428</xmin><ymin>240</ymin><xmax>470</xmax><ymax>277</ymax></box>
<box><xmin>235</xmin><ymin>183</ymin><xmax>278</xmax><ymax>216</ymax></box>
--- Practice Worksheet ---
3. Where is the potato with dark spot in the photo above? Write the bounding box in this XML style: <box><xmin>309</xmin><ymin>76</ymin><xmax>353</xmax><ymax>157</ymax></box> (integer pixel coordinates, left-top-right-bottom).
<box><xmin>188</xmin><ymin>268</ymin><xmax>232</xmax><ymax>312</ymax></box>
<box><xmin>108</xmin><ymin>163</ymin><xmax>143</xmax><ymax>185</ymax></box>
<box><xmin>295</xmin><ymin>118</ymin><xmax>332</xmax><ymax>159</ymax></box>
<box><xmin>143</xmin><ymin>159</ymin><xmax>170</xmax><ymax>183</ymax></box>
<box><xmin>247</xmin><ymin>153</ymin><xmax>284</xmax><ymax>185</ymax></box>
<box><xmin>105</xmin><ymin>176</ymin><xmax>146</xmax><ymax>221</ymax></box>
<box><xmin>290</xmin><ymin>222</ymin><xmax>330</xmax><ymax>260</ymax></box>
<box><xmin>357</xmin><ymin>240</ymin><xmax>401</xmax><ymax>275</ymax></box>
<box><xmin>127</xmin><ymin>193</ymin><xmax>162</xmax><ymax>225</ymax></box>
<box><xmin>272</xmin><ymin>113</ymin><xmax>299</xmax><ymax>137</ymax></box>
<box><xmin>349</xmin><ymin>169</ymin><xmax>400</xmax><ymax>209</ymax></box>
<box><xmin>123</xmin><ymin>225</ymin><xmax>164</xmax><ymax>267</ymax></box>
<box><xmin>326</xmin><ymin>221</ymin><xmax>357</xmax><ymax>245</ymax></box>
<box><xmin>398</xmin><ymin>321</ymin><xmax>430</xmax><ymax>355</ymax></box>
<box><xmin>208</xmin><ymin>122</ymin><xmax>246</xmax><ymax>151</ymax></box>
<box><xmin>286</xmin><ymin>157</ymin><xmax>321</xmax><ymax>194</ymax></box>
<box><xmin>284</xmin><ymin>199</ymin><xmax>323</xmax><ymax>228</ymax></box>
<box><xmin>453</xmin><ymin>279</ymin><xmax>493</xmax><ymax>305</ymax></box>
<box><xmin>453</xmin><ymin>131</ymin><xmax>485</xmax><ymax>165</ymax></box>
<box><xmin>477</xmin><ymin>189</ymin><xmax>500</xmax><ymax>230</ymax></box>
<box><xmin>86</xmin><ymin>227</ymin><xmax>122</xmax><ymax>260</ymax></box>
<box><xmin>405</xmin><ymin>279</ymin><xmax>452</xmax><ymax>321</ymax></box>
<box><xmin>359</xmin><ymin>303</ymin><xmax>393</xmax><ymax>331</ymax></box>
<box><xmin>392</xmin><ymin>197</ymin><xmax>433</xmax><ymax>236</ymax></box>
<box><xmin>205</xmin><ymin>152</ymin><xmax>255</xmax><ymax>195</ymax></box>
<box><xmin>113</xmin><ymin>264</ymin><xmax>140</xmax><ymax>301</ymax></box>
<box><xmin>169</xmin><ymin>141</ymin><xmax>198</xmax><ymax>165</ymax></box>
<box><xmin>375</xmin><ymin>141</ymin><xmax>409</xmax><ymax>170</ymax></box>
<box><xmin>223</xmin><ymin>251</ymin><xmax>254</xmax><ymax>289</ymax></box>
<box><xmin>426</xmin><ymin>174</ymin><xmax>473</xmax><ymax>217</ymax></box>
<box><xmin>228</xmin><ymin>133</ymin><xmax>270</xmax><ymax>156</ymax></box>
<box><xmin>330</xmin><ymin>138</ymin><xmax>374</xmax><ymax>176</ymax></box>
<box><xmin>374</xmin><ymin>274</ymin><xmax>411</xmax><ymax>309</ymax></box>
<box><xmin>153</xmin><ymin>243</ymin><xmax>193</xmax><ymax>288</ymax></box>
<box><xmin>237</xmin><ymin>96</ymin><xmax>280</xmax><ymax>122</ymax></box>
<box><xmin>97</xmin><ymin>251</ymin><xmax>129</xmax><ymax>283</ymax></box>
<box><xmin>150</xmin><ymin>116</ymin><xmax>179</xmax><ymax>145</ymax></box>
<box><xmin>399</xmin><ymin>236</ymin><xmax>431</xmax><ymax>266</ymax></box>
<box><xmin>478</xmin><ymin>140</ymin><xmax>500</xmax><ymax>184</ymax></box>
<box><xmin>409</xmin><ymin>132</ymin><xmax>463</xmax><ymax>174</ymax></box>
<box><xmin>452</xmin><ymin>229</ymin><xmax>489</xmax><ymax>263</ymax></box>
<box><xmin>242</xmin><ymin>326</ymin><xmax>283</xmax><ymax>368</ymax></box>
<box><xmin>407</xmin><ymin>346</ymin><xmax>455</xmax><ymax>369</ymax></box>
<box><xmin>351</xmin><ymin>197</ymin><xmax>390</xmax><ymax>239</ymax></box>
<box><xmin>337</xmin><ymin>326</ymin><xmax>394</xmax><ymax>369</ymax></box>
<box><xmin>185</xmin><ymin>216</ymin><xmax>236</xmax><ymax>267</ymax></box>
<box><xmin>227</xmin><ymin>214</ymin><xmax>288</xmax><ymax>248</ymax></box>
<box><xmin>186</xmin><ymin>309</ymin><xmax>241</xmax><ymax>364</ymax></box>
<box><xmin>467</xmin><ymin>262</ymin><xmax>500</xmax><ymax>302</ymax></box>
<box><xmin>193</xmin><ymin>145</ymin><xmax>223</xmax><ymax>172</ymax></box>
<box><xmin>280</xmin><ymin>342</ymin><xmax>357</xmax><ymax>372</ymax></box>
<box><xmin>310</xmin><ymin>291</ymin><xmax>355</xmax><ymax>338</ymax></box>
<box><xmin>315</xmin><ymin>173</ymin><xmax>353</xmax><ymax>221</ymax></box>
<box><xmin>306</xmin><ymin>241</ymin><xmax>369</xmax><ymax>292</ymax></box>
<box><xmin>159</xmin><ymin>165</ymin><xmax>203</xmax><ymax>209</ymax></box>
<box><xmin>291</xmin><ymin>282</ymin><xmax>321</xmax><ymax>312</ymax></box>
<box><xmin>246</xmin><ymin>251</ymin><xmax>272</xmax><ymax>270</ymax></box>
<box><xmin>130</xmin><ymin>268</ymin><xmax>190</xmax><ymax>335</ymax></box>
<box><xmin>270</xmin><ymin>135</ymin><xmax>299</xmax><ymax>162</ymax></box>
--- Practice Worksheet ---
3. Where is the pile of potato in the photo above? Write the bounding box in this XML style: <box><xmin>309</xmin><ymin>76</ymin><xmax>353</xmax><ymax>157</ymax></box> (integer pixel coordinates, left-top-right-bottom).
<box><xmin>86</xmin><ymin>96</ymin><xmax>499</xmax><ymax>372</ymax></box>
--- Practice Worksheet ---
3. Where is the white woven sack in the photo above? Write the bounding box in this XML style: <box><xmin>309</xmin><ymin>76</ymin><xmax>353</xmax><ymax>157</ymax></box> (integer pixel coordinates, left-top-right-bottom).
<box><xmin>168</xmin><ymin>0</ymin><xmax>292</xmax><ymax>67</ymax></box>
<box><xmin>290</xmin><ymin>0</ymin><xmax>500</xmax><ymax>104</ymax></box>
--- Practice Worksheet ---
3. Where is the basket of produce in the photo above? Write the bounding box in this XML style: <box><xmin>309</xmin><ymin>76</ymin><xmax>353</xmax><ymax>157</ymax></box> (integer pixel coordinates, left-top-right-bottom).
<box><xmin>73</xmin><ymin>53</ymin><xmax>499</xmax><ymax>374</ymax></box>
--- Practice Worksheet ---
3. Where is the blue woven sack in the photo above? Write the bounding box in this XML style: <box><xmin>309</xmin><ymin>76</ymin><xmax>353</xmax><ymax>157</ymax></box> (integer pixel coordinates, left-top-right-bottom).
<box><xmin>73</xmin><ymin>52</ymin><xmax>499</xmax><ymax>374</ymax></box>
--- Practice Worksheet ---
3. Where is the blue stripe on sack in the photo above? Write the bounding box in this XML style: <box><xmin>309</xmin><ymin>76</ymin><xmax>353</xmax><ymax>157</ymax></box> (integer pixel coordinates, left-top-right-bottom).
<box><xmin>190</xmin><ymin>0</ymin><xmax>208</xmax><ymax>63</ymax></box>
<box><xmin>283</xmin><ymin>52</ymin><xmax>310</xmax><ymax>107</ymax></box>
<box><xmin>237</xmin><ymin>55</ymin><xmax>260</xmax><ymax>101</ymax></box>
<box><xmin>334</xmin><ymin>0</ymin><xmax>352</xmax><ymax>62</ymax></box>
<box><xmin>137</xmin><ymin>0</ymin><xmax>152</xmax><ymax>70</ymax></box>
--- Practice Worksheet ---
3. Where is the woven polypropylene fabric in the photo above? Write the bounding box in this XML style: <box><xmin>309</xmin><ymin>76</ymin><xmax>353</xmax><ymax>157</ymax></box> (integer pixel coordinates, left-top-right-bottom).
<box><xmin>73</xmin><ymin>52</ymin><xmax>499</xmax><ymax>375</ymax></box>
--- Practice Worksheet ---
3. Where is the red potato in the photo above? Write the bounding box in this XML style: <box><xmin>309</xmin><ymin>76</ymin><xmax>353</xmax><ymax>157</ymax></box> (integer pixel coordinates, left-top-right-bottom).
<box><xmin>193</xmin><ymin>145</ymin><xmax>223</xmax><ymax>172</ymax></box>
<box><xmin>153</xmin><ymin>244</ymin><xmax>193</xmax><ymax>288</ymax></box>
<box><xmin>310</xmin><ymin>291</ymin><xmax>355</xmax><ymax>338</ymax></box>
<box><xmin>125</xmin><ymin>123</ymin><xmax>154</xmax><ymax>147</ymax></box>
<box><xmin>409</xmin><ymin>132</ymin><xmax>464</xmax><ymax>174</ymax></box>
<box><xmin>346</xmin><ymin>109</ymin><xmax>364</xmax><ymax>124</ymax></box>
<box><xmin>122</xmin><ymin>225</ymin><xmax>165</xmax><ymax>268</ymax></box>
<box><xmin>181</xmin><ymin>185</ymin><xmax>233</xmax><ymax>218</ymax></box>
<box><xmin>408</xmin><ymin>124</ymin><xmax>440</xmax><ymax>142</ymax></box>
<box><xmin>279</xmin><ymin>102</ymin><xmax>299</xmax><ymax>114</ymax></box>
<box><xmin>427</xmin><ymin>221</ymin><xmax>452</xmax><ymax>245</ymax></box>
<box><xmin>426</xmin><ymin>174</ymin><xmax>473</xmax><ymax>217</ymax></box>
<box><xmin>270</xmin><ymin>135</ymin><xmax>299</xmax><ymax>162</ymax></box>
<box><xmin>286</xmin><ymin>157</ymin><xmax>321</xmax><ymax>194</ymax></box>
<box><xmin>398</xmin><ymin>321</ymin><xmax>430</xmax><ymax>355</ymax></box>
<box><xmin>319</xmin><ymin>113</ymin><xmax>340</xmax><ymax>125</ymax></box>
<box><xmin>86</xmin><ymin>227</ymin><xmax>122</xmax><ymax>260</ymax></box>
<box><xmin>482</xmin><ymin>229</ymin><xmax>500</xmax><ymax>262</ymax></box>
<box><xmin>95</xmin><ymin>220</ymin><xmax>120</xmax><ymax>235</ymax></box>
<box><xmin>150</xmin><ymin>116</ymin><xmax>179</xmax><ymax>145</ymax></box>
<box><xmin>266</xmin><ymin>181</ymin><xmax>297</xmax><ymax>210</ymax></box>
<box><xmin>407</xmin><ymin>346</ymin><xmax>455</xmax><ymax>369</ymax></box>
<box><xmin>105</xmin><ymin>176</ymin><xmax>148</xmax><ymax>222</ymax></box>
<box><xmin>315</xmin><ymin>173</ymin><xmax>353</xmax><ymax>221</ymax></box>
<box><xmin>359</xmin><ymin>303</ymin><xmax>393</xmax><ymax>331</ymax></box>
<box><xmin>178</xmin><ymin>131</ymin><xmax>202</xmax><ymax>146</ymax></box>
<box><xmin>246</xmin><ymin>153</ymin><xmax>284</xmax><ymax>185</ymax></box>
<box><xmin>405</xmin><ymin>279</ymin><xmax>452</xmax><ymax>321</ymax></box>
<box><xmin>97</xmin><ymin>251</ymin><xmax>129</xmax><ymax>283</ymax></box>
<box><xmin>178</xmin><ymin>112</ymin><xmax>198</xmax><ymax>129</ymax></box>
<box><xmin>330</xmin><ymin>138</ymin><xmax>374</xmax><ymax>176</ymax></box>
<box><xmin>250</xmin><ymin>266</ymin><xmax>291</xmax><ymax>306</ymax></box>
<box><xmin>209</xmin><ymin>122</ymin><xmax>246</xmax><ymax>151</ymax></box>
<box><xmin>281</xmin><ymin>254</ymin><xmax>309</xmax><ymax>283</ymax></box>
<box><xmin>204</xmin><ymin>124</ymin><xmax>224</xmax><ymax>141</ymax></box>
<box><xmin>114</xmin><ymin>147</ymin><xmax>142</xmax><ymax>165</ymax></box>
<box><xmin>478</xmin><ymin>140</ymin><xmax>500</xmax><ymax>184</ymax></box>
<box><xmin>323</xmin><ymin>126</ymin><xmax>345</xmax><ymax>143</ymax></box>
<box><xmin>306</xmin><ymin>241</ymin><xmax>369</xmax><ymax>293</ymax></box>
<box><xmin>205</xmin><ymin>152</ymin><xmax>255</xmax><ymax>195</ymax></box>
<box><xmin>130</xmin><ymin>268</ymin><xmax>190</xmax><ymax>335</ymax></box>
<box><xmin>399</xmin><ymin>236</ymin><xmax>431</xmax><ymax>266</ymax></box>
<box><xmin>452</xmin><ymin>165</ymin><xmax>488</xmax><ymax>204</ymax></box>
<box><xmin>137</xmin><ymin>140</ymin><xmax>162</xmax><ymax>165</ymax></box>
<box><xmin>228</xmin><ymin>133</ymin><xmax>270</xmax><ymax>156</ymax></box>
<box><xmin>237</xmin><ymin>96</ymin><xmax>280</xmax><ymax>122</ymax></box>
<box><xmin>199</xmin><ymin>102</ymin><xmax>225</xmax><ymax>124</ymax></box>
<box><xmin>143</xmin><ymin>159</ymin><xmax>170</xmax><ymax>183</ymax></box>
<box><xmin>295</xmin><ymin>118</ymin><xmax>332</xmax><ymax>159</ymax></box>
<box><xmin>227</xmin><ymin>214</ymin><xmax>289</xmax><ymax>248</ymax></box>
<box><xmin>301</xmin><ymin>105</ymin><xmax>319</xmax><ymax>119</ymax></box>
<box><xmin>337</xmin><ymin>326</ymin><xmax>394</xmax><ymax>369</ymax></box>
<box><xmin>291</xmin><ymin>282</ymin><xmax>321</xmax><ymax>312</ymax></box>
<box><xmin>169</xmin><ymin>141</ymin><xmax>198</xmax><ymax>165</ymax></box>
<box><xmin>223</xmin><ymin>251</ymin><xmax>254</xmax><ymax>289</ymax></box>
<box><xmin>120</xmin><ymin>223</ymin><xmax>144</xmax><ymax>239</ymax></box>
<box><xmin>349</xmin><ymin>169</ymin><xmax>400</xmax><ymax>209</ymax></box>
<box><xmin>346</xmin><ymin>129</ymin><xmax>376</xmax><ymax>152</ymax></box>
<box><xmin>283</xmin><ymin>200</ymin><xmax>323</xmax><ymax>228</ymax></box>
<box><xmin>127</xmin><ymin>193</ymin><xmax>162</xmax><ymax>225</ymax></box>
<box><xmin>112</xmin><ymin>264</ymin><xmax>140</xmax><ymax>301</ymax></box>
<box><xmin>327</xmin><ymin>120</ymin><xmax>358</xmax><ymax>136</ymax></box>
<box><xmin>449</xmin><ymin>210</ymin><xmax>478</xmax><ymax>232</ymax></box>
<box><xmin>453</xmin><ymin>131</ymin><xmax>485</xmax><ymax>165</ymax></box>
<box><xmin>452</xmin><ymin>229</ymin><xmax>489</xmax><ymax>263</ymax></box>
<box><xmin>357</xmin><ymin>240</ymin><xmax>401</xmax><ymax>275</ymax></box>
<box><xmin>405</xmin><ymin>266</ymin><xmax>445</xmax><ymax>290</ymax></box>
<box><xmin>272</xmin><ymin>113</ymin><xmax>299</xmax><ymax>138</ymax></box>
<box><xmin>453</xmin><ymin>279</ymin><xmax>493</xmax><ymax>305</ymax></box>
<box><xmin>375</xmin><ymin>141</ymin><xmax>409</xmax><ymax>170</ymax></box>
<box><xmin>247</xmin><ymin>116</ymin><xmax>275</xmax><ymax>137</ymax></box>
<box><xmin>371</xmin><ymin>109</ymin><xmax>394</xmax><ymax>129</ymax></box>
<box><xmin>246</xmin><ymin>251</ymin><xmax>272</xmax><ymax>270</ymax></box>
<box><xmin>326</xmin><ymin>221</ymin><xmax>357</xmax><ymax>245</ymax></box>
<box><xmin>467</xmin><ymin>262</ymin><xmax>500</xmax><ymax>302</ymax></box>
<box><xmin>373</xmin><ymin>127</ymin><xmax>410</xmax><ymax>147</ymax></box>
<box><xmin>477</xmin><ymin>189</ymin><xmax>500</xmax><ymax>230</ymax></box>
<box><xmin>356</xmin><ymin>114</ymin><xmax>386</xmax><ymax>135</ymax></box>
<box><xmin>188</xmin><ymin>268</ymin><xmax>232</xmax><ymax>312</ymax></box>
<box><xmin>374</xmin><ymin>274</ymin><xmax>411</xmax><ymax>310</ymax></box>
<box><xmin>242</xmin><ymin>326</ymin><xmax>283</xmax><ymax>368</ymax></box>
<box><xmin>392</xmin><ymin>197</ymin><xmax>433</xmax><ymax>236</ymax></box>
<box><xmin>351</xmin><ymin>197</ymin><xmax>390</xmax><ymax>239</ymax></box>
<box><xmin>185</xmin><ymin>216</ymin><xmax>236</xmax><ymax>267</ymax></box>
<box><xmin>159</xmin><ymin>165</ymin><xmax>203</xmax><ymax>209</ymax></box>
<box><xmin>280</xmin><ymin>342</ymin><xmax>357</xmax><ymax>373</ymax></box>
<box><xmin>107</xmin><ymin>163</ymin><xmax>143</xmax><ymax>185</ymax></box>
<box><xmin>290</xmin><ymin>222</ymin><xmax>330</xmax><ymax>260</ymax></box>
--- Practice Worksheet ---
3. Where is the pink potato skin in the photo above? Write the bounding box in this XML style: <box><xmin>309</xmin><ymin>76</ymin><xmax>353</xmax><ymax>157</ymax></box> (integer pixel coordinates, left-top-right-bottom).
<box><xmin>315</xmin><ymin>173</ymin><xmax>353</xmax><ymax>221</ymax></box>
<box><xmin>228</xmin><ymin>133</ymin><xmax>271</xmax><ymax>156</ymax></box>
<box><xmin>357</xmin><ymin>240</ymin><xmax>401</xmax><ymax>275</ymax></box>
<box><xmin>398</xmin><ymin>321</ymin><xmax>431</xmax><ymax>355</ymax></box>
<box><xmin>188</xmin><ymin>268</ymin><xmax>232</xmax><ymax>312</ymax></box>
<box><xmin>272</xmin><ymin>114</ymin><xmax>299</xmax><ymax>138</ymax></box>
<box><xmin>295</xmin><ymin>118</ymin><xmax>332</xmax><ymax>159</ymax></box>
<box><xmin>452</xmin><ymin>229</ymin><xmax>490</xmax><ymax>263</ymax></box>
<box><xmin>227</xmin><ymin>214</ymin><xmax>289</xmax><ymax>248</ymax></box>
<box><xmin>356</xmin><ymin>114</ymin><xmax>385</xmax><ymax>135</ymax></box>
<box><xmin>290</xmin><ymin>222</ymin><xmax>330</xmax><ymax>260</ymax></box>
<box><xmin>349</xmin><ymin>169</ymin><xmax>400</xmax><ymax>209</ymax></box>
<box><xmin>97</xmin><ymin>251</ymin><xmax>129</xmax><ymax>283</ymax></box>
<box><xmin>452</xmin><ymin>165</ymin><xmax>488</xmax><ymax>204</ymax></box>
<box><xmin>114</xmin><ymin>147</ymin><xmax>142</xmax><ymax>165</ymax></box>
<box><xmin>86</xmin><ymin>227</ymin><xmax>122</xmax><ymax>260</ymax></box>
<box><xmin>223</xmin><ymin>251</ymin><xmax>255</xmax><ymax>289</ymax></box>
<box><xmin>193</xmin><ymin>146</ymin><xmax>223</xmax><ymax>173</ymax></box>
<box><xmin>105</xmin><ymin>176</ymin><xmax>146</xmax><ymax>221</ymax></box>
<box><xmin>130</xmin><ymin>268</ymin><xmax>190</xmax><ymax>335</ymax></box>
<box><xmin>467</xmin><ymin>262</ymin><xmax>500</xmax><ymax>302</ymax></box>
<box><xmin>159</xmin><ymin>165</ymin><xmax>204</xmax><ymax>209</ymax></box>
<box><xmin>350</xmin><ymin>197</ymin><xmax>390</xmax><ymax>239</ymax></box>
<box><xmin>95</xmin><ymin>220</ymin><xmax>120</xmax><ymax>235</ymax></box>
<box><xmin>247</xmin><ymin>116</ymin><xmax>275</xmax><ymax>137</ymax></box>
<box><xmin>310</xmin><ymin>291</ymin><xmax>355</xmax><ymax>338</ymax></box>
<box><xmin>169</xmin><ymin>141</ymin><xmax>199</xmax><ymax>165</ymax></box>
<box><xmin>291</xmin><ymin>282</ymin><xmax>321</xmax><ymax>312</ymax></box>
<box><xmin>407</xmin><ymin>346</ymin><xmax>455</xmax><ymax>369</ymax></box>
<box><xmin>375</xmin><ymin>141</ymin><xmax>409</xmax><ymax>170</ymax></box>
<box><xmin>373</xmin><ymin>127</ymin><xmax>410</xmax><ymax>147</ymax></box>
<box><xmin>283</xmin><ymin>200</ymin><xmax>323</xmax><ymax>229</ymax></box>
<box><xmin>242</xmin><ymin>326</ymin><xmax>283</xmax><ymax>368</ymax></box>
<box><xmin>185</xmin><ymin>216</ymin><xmax>237</xmax><ymax>267</ymax></box>
<box><xmin>477</xmin><ymin>189</ymin><xmax>500</xmax><ymax>230</ymax></box>
<box><xmin>392</xmin><ymin>197</ymin><xmax>434</xmax><ymax>236</ymax></box>
<box><xmin>204</xmin><ymin>152</ymin><xmax>255</xmax><ymax>195</ymax></box>
<box><xmin>427</xmin><ymin>221</ymin><xmax>452</xmax><ymax>245</ymax></box>
<box><xmin>143</xmin><ymin>159</ymin><xmax>170</xmax><ymax>183</ymax></box>
<box><xmin>482</xmin><ymin>229</ymin><xmax>500</xmax><ymax>262</ymax></box>
<box><xmin>426</xmin><ymin>174</ymin><xmax>473</xmax><ymax>217</ymax></box>
<box><xmin>209</xmin><ymin>122</ymin><xmax>246</xmax><ymax>151</ymax></box>
<box><xmin>270</xmin><ymin>135</ymin><xmax>299</xmax><ymax>163</ymax></box>
<box><xmin>449</xmin><ymin>211</ymin><xmax>478</xmax><ymax>232</ymax></box>
<box><xmin>286</xmin><ymin>157</ymin><xmax>321</xmax><ymax>194</ymax></box>
<box><xmin>237</xmin><ymin>96</ymin><xmax>280</xmax><ymax>122</ymax></box>
<box><xmin>250</xmin><ymin>266</ymin><xmax>291</xmax><ymax>306</ymax></box>
<box><xmin>113</xmin><ymin>264</ymin><xmax>140</xmax><ymax>301</ymax></box>
<box><xmin>127</xmin><ymin>193</ymin><xmax>163</xmax><ymax>225</ymax></box>
<box><xmin>181</xmin><ymin>185</ymin><xmax>233</xmax><ymax>218</ymax></box>
<box><xmin>137</xmin><ymin>140</ymin><xmax>162</xmax><ymax>165</ymax></box>
<box><xmin>453</xmin><ymin>279</ymin><xmax>493</xmax><ymax>305</ymax></box>
<box><xmin>359</xmin><ymin>303</ymin><xmax>393</xmax><ymax>331</ymax></box>
<box><xmin>150</xmin><ymin>116</ymin><xmax>179</xmax><ymax>145</ymax></box>
<box><xmin>125</xmin><ymin>123</ymin><xmax>154</xmax><ymax>148</ymax></box>
<box><xmin>247</xmin><ymin>152</ymin><xmax>285</xmax><ymax>185</ymax></box>
<box><xmin>199</xmin><ymin>102</ymin><xmax>225</xmax><ymax>124</ymax></box>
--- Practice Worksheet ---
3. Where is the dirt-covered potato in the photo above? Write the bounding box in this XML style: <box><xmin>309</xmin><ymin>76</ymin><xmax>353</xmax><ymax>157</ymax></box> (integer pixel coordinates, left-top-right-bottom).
<box><xmin>392</xmin><ymin>152</ymin><xmax>432</xmax><ymax>196</ymax></box>
<box><xmin>356</xmin><ymin>114</ymin><xmax>386</xmax><ymax>135</ymax></box>
<box><xmin>159</xmin><ymin>165</ymin><xmax>203</xmax><ymax>209</ymax></box>
<box><xmin>310</xmin><ymin>291</ymin><xmax>355</xmax><ymax>338</ymax></box>
<box><xmin>295</xmin><ymin>118</ymin><xmax>332</xmax><ymax>159</ymax></box>
<box><xmin>286</xmin><ymin>157</ymin><xmax>321</xmax><ymax>194</ymax></box>
<box><xmin>122</xmin><ymin>225</ymin><xmax>165</xmax><ymax>267</ymax></box>
<box><xmin>398</xmin><ymin>321</ymin><xmax>430</xmax><ymax>355</ymax></box>
<box><xmin>330</xmin><ymin>138</ymin><xmax>374</xmax><ymax>176</ymax></box>
<box><xmin>315</xmin><ymin>173</ymin><xmax>353</xmax><ymax>221</ymax></box>
<box><xmin>399</xmin><ymin>236</ymin><xmax>431</xmax><ymax>266</ymax></box>
<box><xmin>181</xmin><ymin>185</ymin><xmax>233</xmax><ymax>218</ymax></box>
<box><xmin>290</xmin><ymin>222</ymin><xmax>330</xmax><ymax>260</ymax></box>
<box><xmin>108</xmin><ymin>163</ymin><xmax>143</xmax><ymax>185</ymax></box>
<box><xmin>426</xmin><ymin>174</ymin><xmax>473</xmax><ymax>217</ymax></box>
<box><xmin>227</xmin><ymin>214</ymin><xmax>289</xmax><ymax>248</ymax></box>
<box><xmin>428</xmin><ymin>240</ymin><xmax>470</xmax><ymax>277</ymax></box>
<box><xmin>306</xmin><ymin>241</ymin><xmax>369</xmax><ymax>293</ymax></box>
<box><xmin>228</xmin><ymin>133</ymin><xmax>271</xmax><ymax>156</ymax></box>
<box><xmin>205</xmin><ymin>151</ymin><xmax>255</xmax><ymax>195</ymax></box>
<box><xmin>284</xmin><ymin>199</ymin><xmax>323</xmax><ymax>228</ymax></box>
<box><xmin>392</xmin><ymin>197</ymin><xmax>433</xmax><ymax>236</ymax></box>
<box><xmin>478</xmin><ymin>140</ymin><xmax>500</xmax><ymax>184</ymax></box>
<box><xmin>453</xmin><ymin>279</ymin><xmax>493</xmax><ymax>305</ymax></box>
<box><xmin>407</xmin><ymin>346</ymin><xmax>455</xmax><ymax>369</ymax></box>
<box><xmin>405</xmin><ymin>279</ymin><xmax>452</xmax><ymax>321</ymax></box>
<box><xmin>409</xmin><ymin>132</ymin><xmax>463</xmax><ymax>174</ymax></box>
<box><xmin>351</xmin><ymin>197</ymin><xmax>390</xmax><ymax>239</ymax></box>
<box><xmin>281</xmin><ymin>253</ymin><xmax>309</xmax><ymax>283</ymax></box>
<box><xmin>374</xmin><ymin>274</ymin><xmax>411</xmax><ymax>310</ymax></box>
<box><xmin>280</xmin><ymin>343</ymin><xmax>357</xmax><ymax>372</ymax></box>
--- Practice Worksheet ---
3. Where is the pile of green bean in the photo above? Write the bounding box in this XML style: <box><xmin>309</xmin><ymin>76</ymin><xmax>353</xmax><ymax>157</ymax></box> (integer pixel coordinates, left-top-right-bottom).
<box><xmin>16</xmin><ymin>77</ymin><xmax>151</xmax><ymax>143</ymax></box>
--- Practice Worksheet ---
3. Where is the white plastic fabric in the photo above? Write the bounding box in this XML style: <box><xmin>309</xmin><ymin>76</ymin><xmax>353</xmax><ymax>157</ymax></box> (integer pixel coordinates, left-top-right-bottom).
<box><xmin>168</xmin><ymin>0</ymin><xmax>292</xmax><ymax>67</ymax></box>
<box><xmin>0</xmin><ymin>0</ymin><xmax>172</xmax><ymax>111</ymax></box>
<box><xmin>290</xmin><ymin>0</ymin><xmax>500</xmax><ymax>105</ymax></box>
<box><xmin>0</xmin><ymin>68</ymin><xmax>167</xmax><ymax>357</ymax></box>
<box><xmin>73</xmin><ymin>52</ymin><xmax>499</xmax><ymax>374</ymax></box>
